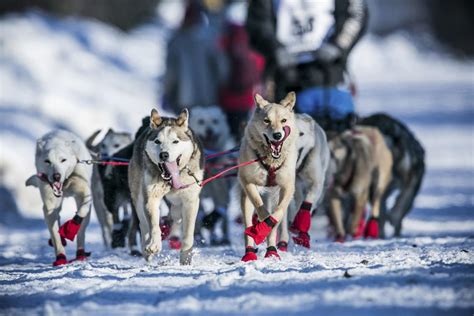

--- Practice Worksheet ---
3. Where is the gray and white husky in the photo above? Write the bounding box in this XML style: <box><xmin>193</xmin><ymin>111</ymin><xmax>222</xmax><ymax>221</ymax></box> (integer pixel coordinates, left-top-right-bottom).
<box><xmin>128</xmin><ymin>109</ymin><xmax>204</xmax><ymax>265</ymax></box>
<box><xmin>278</xmin><ymin>114</ymin><xmax>330</xmax><ymax>250</ymax></box>
<box><xmin>25</xmin><ymin>130</ymin><xmax>93</xmax><ymax>266</ymax></box>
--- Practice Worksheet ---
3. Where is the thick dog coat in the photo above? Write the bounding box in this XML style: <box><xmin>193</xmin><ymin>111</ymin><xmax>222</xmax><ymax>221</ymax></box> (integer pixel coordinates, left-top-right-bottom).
<box><xmin>26</xmin><ymin>130</ymin><xmax>93</xmax><ymax>265</ymax></box>
<box><xmin>128</xmin><ymin>109</ymin><xmax>204</xmax><ymax>265</ymax></box>
<box><xmin>238</xmin><ymin>92</ymin><xmax>298</xmax><ymax>261</ymax></box>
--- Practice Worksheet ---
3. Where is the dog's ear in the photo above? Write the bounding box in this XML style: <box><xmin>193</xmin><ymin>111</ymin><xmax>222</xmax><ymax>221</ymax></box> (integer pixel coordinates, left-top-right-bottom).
<box><xmin>280</xmin><ymin>91</ymin><xmax>296</xmax><ymax>110</ymax></box>
<box><xmin>177</xmin><ymin>108</ymin><xmax>189</xmax><ymax>129</ymax></box>
<box><xmin>150</xmin><ymin>109</ymin><xmax>162</xmax><ymax>129</ymax></box>
<box><xmin>254</xmin><ymin>93</ymin><xmax>269</xmax><ymax>109</ymax></box>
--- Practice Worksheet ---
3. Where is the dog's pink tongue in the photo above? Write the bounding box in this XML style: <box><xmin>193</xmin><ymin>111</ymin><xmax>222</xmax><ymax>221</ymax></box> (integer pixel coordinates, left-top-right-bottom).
<box><xmin>52</xmin><ymin>182</ymin><xmax>63</xmax><ymax>196</ymax></box>
<box><xmin>164</xmin><ymin>161</ymin><xmax>183</xmax><ymax>189</ymax></box>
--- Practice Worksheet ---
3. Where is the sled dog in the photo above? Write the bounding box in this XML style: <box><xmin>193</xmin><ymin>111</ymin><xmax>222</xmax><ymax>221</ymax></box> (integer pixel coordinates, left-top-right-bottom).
<box><xmin>128</xmin><ymin>109</ymin><xmax>204</xmax><ymax>265</ymax></box>
<box><xmin>327</xmin><ymin>126</ymin><xmax>393</xmax><ymax>241</ymax></box>
<box><xmin>359</xmin><ymin>113</ymin><xmax>425</xmax><ymax>237</ymax></box>
<box><xmin>278</xmin><ymin>113</ymin><xmax>330</xmax><ymax>250</ymax></box>
<box><xmin>25</xmin><ymin>130</ymin><xmax>93</xmax><ymax>266</ymax></box>
<box><xmin>238</xmin><ymin>92</ymin><xmax>298</xmax><ymax>261</ymax></box>
<box><xmin>86</xmin><ymin>129</ymin><xmax>132</xmax><ymax>249</ymax></box>
<box><xmin>189</xmin><ymin>106</ymin><xmax>236</xmax><ymax>246</ymax></box>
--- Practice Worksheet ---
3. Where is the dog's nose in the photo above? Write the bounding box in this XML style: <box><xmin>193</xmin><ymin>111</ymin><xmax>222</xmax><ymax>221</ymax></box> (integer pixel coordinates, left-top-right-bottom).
<box><xmin>273</xmin><ymin>132</ymin><xmax>282</xmax><ymax>140</ymax></box>
<box><xmin>53</xmin><ymin>173</ymin><xmax>61</xmax><ymax>182</ymax></box>
<box><xmin>159</xmin><ymin>152</ymin><xmax>169</xmax><ymax>161</ymax></box>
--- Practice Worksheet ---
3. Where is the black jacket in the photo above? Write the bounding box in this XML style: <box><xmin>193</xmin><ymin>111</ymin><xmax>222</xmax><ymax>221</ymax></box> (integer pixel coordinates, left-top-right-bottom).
<box><xmin>246</xmin><ymin>0</ymin><xmax>368</xmax><ymax>99</ymax></box>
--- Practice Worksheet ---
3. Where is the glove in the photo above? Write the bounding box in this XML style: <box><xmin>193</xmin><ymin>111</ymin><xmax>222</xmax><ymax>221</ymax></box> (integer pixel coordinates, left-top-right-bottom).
<box><xmin>315</xmin><ymin>43</ymin><xmax>342</xmax><ymax>64</ymax></box>
<box><xmin>58</xmin><ymin>215</ymin><xmax>83</xmax><ymax>241</ymax></box>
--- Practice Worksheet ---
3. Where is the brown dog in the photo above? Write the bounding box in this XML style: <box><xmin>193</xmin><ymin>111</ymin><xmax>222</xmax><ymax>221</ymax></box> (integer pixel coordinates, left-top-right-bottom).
<box><xmin>327</xmin><ymin>126</ymin><xmax>393</xmax><ymax>241</ymax></box>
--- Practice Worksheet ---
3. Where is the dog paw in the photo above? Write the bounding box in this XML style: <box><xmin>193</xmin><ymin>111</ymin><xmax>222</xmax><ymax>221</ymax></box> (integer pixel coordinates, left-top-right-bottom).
<box><xmin>180</xmin><ymin>248</ymin><xmax>193</xmax><ymax>265</ymax></box>
<box><xmin>145</xmin><ymin>237</ymin><xmax>162</xmax><ymax>254</ymax></box>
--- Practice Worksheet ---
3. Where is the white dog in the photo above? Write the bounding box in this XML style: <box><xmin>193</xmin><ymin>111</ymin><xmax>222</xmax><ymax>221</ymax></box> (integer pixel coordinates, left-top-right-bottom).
<box><xmin>26</xmin><ymin>130</ymin><xmax>93</xmax><ymax>266</ymax></box>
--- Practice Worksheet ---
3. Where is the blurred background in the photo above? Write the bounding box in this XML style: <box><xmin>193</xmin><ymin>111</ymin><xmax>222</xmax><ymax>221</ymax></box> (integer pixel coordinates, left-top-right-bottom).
<box><xmin>0</xmin><ymin>0</ymin><xmax>472</xmax><ymax>230</ymax></box>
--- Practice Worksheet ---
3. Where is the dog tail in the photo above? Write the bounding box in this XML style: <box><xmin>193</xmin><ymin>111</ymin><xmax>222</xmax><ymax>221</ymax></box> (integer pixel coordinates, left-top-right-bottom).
<box><xmin>25</xmin><ymin>175</ymin><xmax>39</xmax><ymax>187</ymax></box>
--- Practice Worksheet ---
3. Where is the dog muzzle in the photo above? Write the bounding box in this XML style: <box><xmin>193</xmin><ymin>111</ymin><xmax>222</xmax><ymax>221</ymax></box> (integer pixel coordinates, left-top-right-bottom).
<box><xmin>264</xmin><ymin>126</ymin><xmax>291</xmax><ymax>159</ymax></box>
<box><xmin>37</xmin><ymin>173</ymin><xmax>63</xmax><ymax>197</ymax></box>
<box><xmin>158</xmin><ymin>155</ymin><xmax>185</xmax><ymax>189</ymax></box>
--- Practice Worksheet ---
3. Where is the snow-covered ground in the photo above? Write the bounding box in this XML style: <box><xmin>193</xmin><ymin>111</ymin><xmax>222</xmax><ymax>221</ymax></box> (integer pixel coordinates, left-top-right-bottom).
<box><xmin>1</xmin><ymin>11</ymin><xmax>473</xmax><ymax>316</ymax></box>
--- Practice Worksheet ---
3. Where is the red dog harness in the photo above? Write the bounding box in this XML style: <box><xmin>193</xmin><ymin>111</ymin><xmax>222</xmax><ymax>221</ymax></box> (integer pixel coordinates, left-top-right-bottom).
<box><xmin>255</xmin><ymin>126</ymin><xmax>291</xmax><ymax>187</ymax></box>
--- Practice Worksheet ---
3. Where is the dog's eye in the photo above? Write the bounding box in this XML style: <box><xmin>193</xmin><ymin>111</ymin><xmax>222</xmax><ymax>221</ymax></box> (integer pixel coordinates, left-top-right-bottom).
<box><xmin>263</xmin><ymin>118</ymin><xmax>270</xmax><ymax>124</ymax></box>
<box><xmin>61</xmin><ymin>158</ymin><xmax>67</xmax><ymax>163</ymax></box>
<box><xmin>114</xmin><ymin>144</ymin><xmax>120</xmax><ymax>148</ymax></box>
<box><xmin>299</xmin><ymin>132</ymin><xmax>304</xmax><ymax>136</ymax></box>
<box><xmin>154</xmin><ymin>139</ymin><xmax>161</xmax><ymax>145</ymax></box>
<box><xmin>173</xmin><ymin>140</ymin><xmax>179</xmax><ymax>144</ymax></box>
<box><xmin>281</xmin><ymin>119</ymin><xmax>287</xmax><ymax>123</ymax></box>
<box><xmin>44</xmin><ymin>159</ymin><xmax>51</xmax><ymax>164</ymax></box>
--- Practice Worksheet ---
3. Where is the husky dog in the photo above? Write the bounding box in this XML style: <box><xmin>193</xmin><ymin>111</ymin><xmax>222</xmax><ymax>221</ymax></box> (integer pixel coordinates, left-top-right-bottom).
<box><xmin>86</xmin><ymin>129</ymin><xmax>132</xmax><ymax>249</ymax></box>
<box><xmin>327</xmin><ymin>126</ymin><xmax>393</xmax><ymax>241</ymax></box>
<box><xmin>189</xmin><ymin>106</ymin><xmax>236</xmax><ymax>246</ymax></box>
<box><xmin>129</xmin><ymin>109</ymin><xmax>204</xmax><ymax>265</ymax></box>
<box><xmin>359</xmin><ymin>113</ymin><xmax>425</xmax><ymax>237</ymax></box>
<box><xmin>238</xmin><ymin>92</ymin><xmax>298</xmax><ymax>261</ymax></box>
<box><xmin>278</xmin><ymin>114</ymin><xmax>330</xmax><ymax>250</ymax></box>
<box><xmin>25</xmin><ymin>130</ymin><xmax>93</xmax><ymax>266</ymax></box>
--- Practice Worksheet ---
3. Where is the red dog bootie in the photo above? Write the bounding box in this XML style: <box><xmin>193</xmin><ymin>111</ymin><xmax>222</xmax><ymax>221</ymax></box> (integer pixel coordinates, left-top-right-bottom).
<box><xmin>292</xmin><ymin>231</ymin><xmax>311</xmax><ymax>248</ymax></box>
<box><xmin>169</xmin><ymin>236</ymin><xmax>181</xmax><ymax>250</ymax></box>
<box><xmin>264</xmin><ymin>246</ymin><xmax>280</xmax><ymax>259</ymax></box>
<box><xmin>252</xmin><ymin>213</ymin><xmax>259</xmax><ymax>226</ymax></box>
<box><xmin>244</xmin><ymin>216</ymin><xmax>277</xmax><ymax>245</ymax></box>
<box><xmin>241</xmin><ymin>246</ymin><xmax>258</xmax><ymax>262</ymax></box>
<box><xmin>59</xmin><ymin>215</ymin><xmax>83</xmax><ymax>241</ymax></box>
<box><xmin>160</xmin><ymin>216</ymin><xmax>171</xmax><ymax>240</ymax></box>
<box><xmin>48</xmin><ymin>237</ymin><xmax>67</xmax><ymax>247</ymax></box>
<box><xmin>290</xmin><ymin>201</ymin><xmax>312</xmax><ymax>234</ymax></box>
<box><xmin>53</xmin><ymin>253</ymin><xmax>68</xmax><ymax>266</ymax></box>
<box><xmin>277</xmin><ymin>241</ymin><xmax>288</xmax><ymax>252</ymax></box>
<box><xmin>364</xmin><ymin>217</ymin><xmax>379</xmax><ymax>239</ymax></box>
<box><xmin>69</xmin><ymin>248</ymin><xmax>91</xmax><ymax>263</ymax></box>
<box><xmin>335</xmin><ymin>234</ymin><xmax>345</xmax><ymax>243</ymax></box>
<box><xmin>353</xmin><ymin>208</ymin><xmax>367</xmax><ymax>239</ymax></box>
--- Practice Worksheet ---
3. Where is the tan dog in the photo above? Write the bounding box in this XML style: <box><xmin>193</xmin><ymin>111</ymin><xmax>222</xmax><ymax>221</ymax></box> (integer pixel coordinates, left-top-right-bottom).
<box><xmin>327</xmin><ymin>126</ymin><xmax>393</xmax><ymax>241</ymax></box>
<box><xmin>238</xmin><ymin>92</ymin><xmax>298</xmax><ymax>261</ymax></box>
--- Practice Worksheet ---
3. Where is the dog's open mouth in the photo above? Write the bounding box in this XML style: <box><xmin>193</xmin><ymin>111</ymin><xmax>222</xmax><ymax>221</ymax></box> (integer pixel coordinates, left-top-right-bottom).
<box><xmin>51</xmin><ymin>181</ymin><xmax>63</xmax><ymax>197</ymax></box>
<box><xmin>264</xmin><ymin>134</ymin><xmax>283</xmax><ymax>159</ymax></box>
<box><xmin>263</xmin><ymin>126</ymin><xmax>291</xmax><ymax>159</ymax></box>
<box><xmin>158</xmin><ymin>155</ymin><xmax>184</xmax><ymax>189</ymax></box>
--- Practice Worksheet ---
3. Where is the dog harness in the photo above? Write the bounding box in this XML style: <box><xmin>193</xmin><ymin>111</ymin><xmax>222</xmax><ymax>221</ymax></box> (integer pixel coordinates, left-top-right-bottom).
<box><xmin>256</xmin><ymin>156</ymin><xmax>284</xmax><ymax>187</ymax></box>
<box><xmin>254</xmin><ymin>125</ymin><xmax>292</xmax><ymax>187</ymax></box>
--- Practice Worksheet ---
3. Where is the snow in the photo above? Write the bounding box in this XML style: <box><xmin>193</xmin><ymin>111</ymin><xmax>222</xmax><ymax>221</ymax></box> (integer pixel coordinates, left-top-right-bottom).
<box><xmin>1</xmin><ymin>11</ymin><xmax>473</xmax><ymax>316</ymax></box>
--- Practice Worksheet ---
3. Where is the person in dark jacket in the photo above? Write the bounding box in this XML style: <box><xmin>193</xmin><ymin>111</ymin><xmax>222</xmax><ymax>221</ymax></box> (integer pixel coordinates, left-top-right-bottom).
<box><xmin>246</xmin><ymin>0</ymin><xmax>368</xmax><ymax>130</ymax></box>
<box><xmin>163</xmin><ymin>0</ymin><xmax>228</xmax><ymax>113</ymax></box>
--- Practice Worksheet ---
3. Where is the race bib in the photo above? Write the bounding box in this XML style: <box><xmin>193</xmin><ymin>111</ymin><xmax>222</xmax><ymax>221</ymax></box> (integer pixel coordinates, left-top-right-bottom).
<box><xmin>277</xmin><ymin>0</ymin><xmax>335</xmax><ymax>55</ymax></box>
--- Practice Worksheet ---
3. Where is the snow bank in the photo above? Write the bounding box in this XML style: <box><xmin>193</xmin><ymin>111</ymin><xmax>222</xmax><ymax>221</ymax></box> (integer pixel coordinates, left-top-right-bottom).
<box><xmin>0</xmin><ymin>11</ymin><xmax>167</xmax><ymax>217</ymax></box>
<box><xmin>350</xmin><ymin>33</ymin><xmax>474</xmax><ymax>86</ymax></box>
